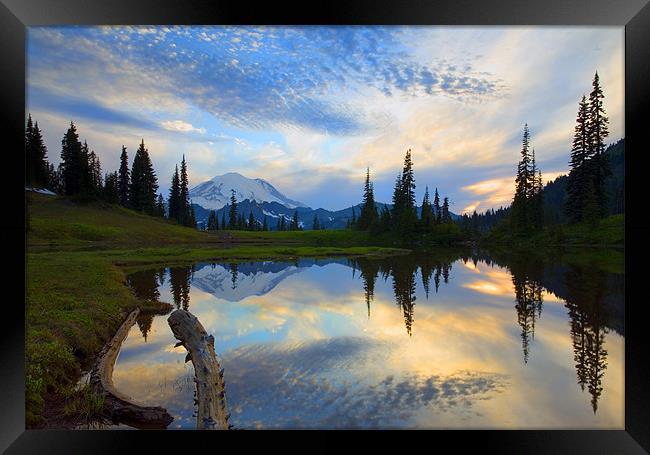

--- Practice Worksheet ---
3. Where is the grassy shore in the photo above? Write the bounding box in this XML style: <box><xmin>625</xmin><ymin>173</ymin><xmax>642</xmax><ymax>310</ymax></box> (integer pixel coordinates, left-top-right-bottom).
<box><xmin>25</xmin><ymin>192</ymin><xmax>407</xmax><ymax>426</ymax></box>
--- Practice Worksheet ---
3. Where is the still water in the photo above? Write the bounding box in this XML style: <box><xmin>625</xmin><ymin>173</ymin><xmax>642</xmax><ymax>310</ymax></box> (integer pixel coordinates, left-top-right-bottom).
<box><xmin>112</xmin><ymin>250</ymin><xmax>624</xmax><ymax>429</ymax></box>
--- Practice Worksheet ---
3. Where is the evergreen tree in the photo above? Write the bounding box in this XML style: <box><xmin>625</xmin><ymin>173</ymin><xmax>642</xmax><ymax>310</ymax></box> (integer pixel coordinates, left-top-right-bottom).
<box><xmin>512</xmin><ymin>124</ymin><xmax>533</xmax><ymax>233</ymax></box>
<box><xmin>291</xmin><ymin>210</ymin><xmax>300</xmax><ymax>231</ymax></box>
<box><xmin>79</xmin><ymin>140</ymin><xmax>92</xmax><ymax>194</ymax></box>
<box><xmin>530</xmin><ymin>149</ymin><xmax>544</xmax><ymax>229</ymax></box>
<box><xmin>420</xmin><ymin>186</ymin><xmax>434</xmax><ymax>230</ymax></box>
<box><xmin>88</xmin><ymin>149</ymin><xmax>102</xmax><ymax>195</ymax></box>
<box><xmin>118</xmin><ymin>146</ymin><xmax>130</xmax><ymax>207</ymax></box>
<box><xmin>59</xmin><ymin>122</ymin><xmax>85</xmax><ymax>195</ymax></box>
<box><xmin>565</xmin><ymin>96</ymin><xmax>590</xmax><ymax>223</ymax></box>
<box><xmin>279</xmin><ymin>215</ymin><xmax>287</xmax><ymax>231</ymax></box>
<box><xmin>228</xmin><ymin>190</ymin><xmax>238</xmax><ymax>229</ymax></box>
<box><xmin>587</xmin><ymin>71</ymin><xmax>611</xmax><ymax>218</ymax></box>
<box><xmin>312</xmin><ymin>214</ymin><xmax>320</xmax><ymax>230</ymax></box>
<box><xmin>350</xmin><ymin>206</ymin><xmax>356</xmax><ymax>228</ymax></box>
<box><xmin>25</xmin><ymin>114</ymin><xmax>34</xmax><ymax>186</ymax></box>
<box><xmin>379</xmin><ymin>206</ymin><xmax>391</xmax><ymax>232</ymax></box>
<box><xmin>168</xmin><ymin>165</ymin><xmax>180</xmax><ymax>222</ymax></box>
<box><xmin>248</xmin><ymin>211</ymin><xmax>256</xmax><ymax>231</ymax></box>
<box><xmin>262</xmin><ymin>215</ymin><xmax>268</xmax><ymax>231</ymax></box>
<box><xmin>155</xmin><ymin>193</ymin><xmax>166</xmax><ymax>217</ymax></box>
<box><xmin>25</xmin><ymin>115</ymin><xmax>49</xmax><ymax>188</ymax></box>
<box><xmin>179</xmin><ymin>155</ymin><xmax>191</xmax><ymax>226</ymax></box>
<box><xmin>102</xmin><ymin>171</ymin><xmax>120</xmax><ymax>204</ymax></box>
<box><xmin>221</xmin><ymin>211</ymin><xmax>226</xmax><ymax>230</ymax></box>
<box><xmin>393</xmin><ymin>149</ymin><xmax>418</xmax><ymax>236</ymax></box>
<box><xmin>207</xmin><ymin>210</ymin><xmax>217</xmax><ymax>230</ymax></box>
<box><xmin>391</xmin><ymin>172</ymin><xmax>403</xmax><ymax>229</ymax></box>
<box><xmin>357</xmin><ymin>168</ymin><xmax>378</xmax><ymax>230</ymax></box>
<box><xmin>238</xmin><ymin>213</ymin><xmax>245</xmax><ymax>230</ymax></box>
<box><xmin>188</xmin><ymin>205</ymin><xmax>196</xmax><ymax>228</ymax></box>
<box><xmin>128</xmin><ymin>139</ymin><xmax>158</xmax><ymax>214</ymax></box>
<box><xmin>433</xmin><ymin>188</ymin><xmax>441</xmax><ymax>224</ymax></box>
<box><xmin>441</xmin><ymin>197</ymin><xmax>452</xmax><ymax>223</ymax></box>
<box><xmin>47</xmin><ymin>163</ymin><xmax>62</xmax><ymax>194</ymax></box>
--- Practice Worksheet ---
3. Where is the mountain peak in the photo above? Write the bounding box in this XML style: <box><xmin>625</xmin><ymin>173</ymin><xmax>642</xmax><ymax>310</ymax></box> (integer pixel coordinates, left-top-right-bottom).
<box><xmin>190</xmin><ymin>173</ymin><xmax>307</xmax><ymax>210</ymax></box>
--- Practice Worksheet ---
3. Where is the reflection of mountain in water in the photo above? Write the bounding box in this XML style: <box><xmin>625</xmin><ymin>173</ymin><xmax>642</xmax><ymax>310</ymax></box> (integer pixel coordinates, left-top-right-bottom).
<box><xmin>191</xmin><ymin>258</ymin><xmax>350</xmax><ymax>302</ymax></box>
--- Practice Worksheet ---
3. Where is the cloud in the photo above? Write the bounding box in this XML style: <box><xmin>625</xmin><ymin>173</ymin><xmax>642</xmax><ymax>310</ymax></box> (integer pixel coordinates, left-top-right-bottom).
<box><xmin>28</xmin><ymin>26</ymin><xmax>501</xmax><ymax>136</ymax></box>
<box><xmin>160</xmin><ymin>120</ymin><xmax>206</xmax><ymax>134</ymax></box>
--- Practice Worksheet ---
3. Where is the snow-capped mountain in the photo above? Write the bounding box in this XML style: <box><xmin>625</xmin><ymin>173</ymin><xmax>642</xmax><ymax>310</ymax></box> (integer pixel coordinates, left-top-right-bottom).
<box><xmin>189</xmin><ymin>172</ymin><xmax>307</xmax><ymax>210</ymax></box>
<box><xmin>190</xmin><ymin>259</ymin><xmax>348</xmax><ymax>301</ymax></box>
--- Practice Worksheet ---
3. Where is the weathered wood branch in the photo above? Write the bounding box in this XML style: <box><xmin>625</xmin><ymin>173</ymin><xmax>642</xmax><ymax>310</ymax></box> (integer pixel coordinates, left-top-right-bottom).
<box><xmin>168</xmin><ymin>309</ymin><xmax>230</xmax><ymax>430</ymax></box>
<box><xmin>90</xmin><ymin>308</ymin><xmax>174</xmax><ymax>429</ymax></box>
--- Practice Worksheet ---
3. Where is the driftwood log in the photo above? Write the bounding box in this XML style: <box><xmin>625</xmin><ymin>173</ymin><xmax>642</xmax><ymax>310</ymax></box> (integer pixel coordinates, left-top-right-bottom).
<box><xmin>90</xmin><ymin>308</ymin><xmax>174</xmax><ymax>429</ymax></box>
<box><xmin>168</xmin><ymin>309</ymin><xmax>230</xmax><ymax>430</ymax></box>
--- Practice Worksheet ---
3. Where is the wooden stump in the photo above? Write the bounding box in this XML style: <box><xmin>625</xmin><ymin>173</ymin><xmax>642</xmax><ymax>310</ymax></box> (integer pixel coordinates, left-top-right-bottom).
<box><xmin>90</xmin><ymin>308</ymin><xmax>174</xmax><ymax>429</ymax></box>
<box><xmin>168</xmin><ymin>309</ymin><xmax>230</xmax><ymax>430</ymax></box>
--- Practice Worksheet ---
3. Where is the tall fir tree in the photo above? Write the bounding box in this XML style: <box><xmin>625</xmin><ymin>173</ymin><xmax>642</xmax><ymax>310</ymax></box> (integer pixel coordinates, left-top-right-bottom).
<box><xmin>228</xmin><ymin>189</ymin><xmax>238</xmax><ymax>229</ymax></box>
<box><xmin>88</xmin><ymin>149</ymin><xmax>102</xmax><ymax>195</ymax></box>
<box><xmin>587</xmin><ymin>71</ymin><xmax>611</xmax><ymax>219</ymax></box>
<box><xmin>129</xmin><ymin>139</ymin><xmax>158</xmax><ymax>214</ymax></box>
<box><xmin>512</xmin><ymin>124</ymin><xmax>533</xmax><ymax>233</ymax></box>
<box><xmin>79</xmin><ymin>140</ymin><xmax>92</xmax><ymax>194</ymax></box>
<box><xmin>59</xmin><ymin>122</ymin><xmax>84</xmax><ymax>195</ymax></box>
<box><xmin>118</xmin><ymin>146</ymin><xmax>130</xmax><ymax>207</ymax></box>
<box><xmin>433</xmin><ymin>187</ymin><xmax>441</xmax><ymax>224</ymax></box>
<box><xmin>248</xmin><ymin>211</ymin><xmax>256</xmax><ymax>231</ymax></box>
<box><xmin>25</xmin><ymin>115</ymin><xmax>50</xmax><ymax>188</ymax></box>
<box><xmin>357</xmin><ymin>168</ymin><xmax>378</xmax><ymax>230</ymax></box>
<box><xmin>441</xmin><ymin>197</ymin><xmax>452</xmax><ymax>223</ymax></box>
<box><xmin>168</xmin><ymin>165</ymin><xmax>180</xmax><ymax>222</ymax></box>
<box><xmin>393</xmin><ymin>149</ymin><xmax>418</xmax><ymax>236</ymax></box>
<box><xmin>565</xmin><ymin>96</ymin><xmax>590</xmax><ymax>223</ymax></box>
<box><xmin>179</xmin><ymin>155</ymin><xmax>191</xmax><ymax>226</ymax></box>
<box><xmin>312</xmin><ymin>214</ymin><xmax>320</xmax><ymax>230</ymax></box>
<box><xmin>420</xmin><ymin>186</ymin><xmax>434</xmax><ymax>230</ymax></box>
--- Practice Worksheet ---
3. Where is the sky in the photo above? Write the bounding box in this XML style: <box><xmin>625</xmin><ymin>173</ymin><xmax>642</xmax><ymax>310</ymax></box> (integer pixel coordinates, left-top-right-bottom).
<box><xmin>26</xmin><ymin>26</ymin><xmax>624</xmax><ymax>213</ymax></box>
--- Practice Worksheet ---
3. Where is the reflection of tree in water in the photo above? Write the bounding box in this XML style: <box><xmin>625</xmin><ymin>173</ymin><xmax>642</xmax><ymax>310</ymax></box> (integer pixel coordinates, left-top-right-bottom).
<box><xmin>490</xmin><ymin>249</ymin><xmax>615</xmax><ymax>414</ymax></box>
<box><xmin>136</xmin><ymin>313</ymin><xmax>154</xmax><ymax>342</ymax></box>
<box><xmin>564</xmin><ymin>266</ymin><xmax>609</xmax><ymax>413</ymax></box>
<box><xmin>351</xmin><ymin>254</ymin><xmax>455</xmax><ymax>336</ymax></box>
<box><xmin>125</xmin><ymin>267</ymin><xmax>166</xmax><ymax>341</ymax></box>
<box><xmin>170</xmin><ymin>265</ymin><xmax>193</xmax><ymax>310</ymax></box>
<box><xmin>392</xmin><ymin>263</ymin><xmax>417</xmax><ymax>337</ymax></box>
<box><xmin>512</xmin><ymin>273</ymin><xmax>544</xmax><ymax>364</ymax></box>
<box><xmin>228</xmin><ymin>263</ymin><xmax>239</xmax><ymax>290</ymax></box>
<box><xmin>126</xmin><ymin>268</ymin><xmax>163</xmax><ymax>302</ymax></box>
<box><xmin>508</xmin><ymin>257</ymin><xmax>545</xmax><ymax>364</ymax></box>
<box><xmin>353</xmin><ymin>258</ymin><xmax>379</xmax><ymax>319</ymax></box>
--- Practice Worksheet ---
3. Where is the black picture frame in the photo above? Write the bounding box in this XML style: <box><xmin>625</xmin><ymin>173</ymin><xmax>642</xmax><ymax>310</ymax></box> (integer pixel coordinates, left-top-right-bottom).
<box><xmin>3</xmin><ymin>0</ymin><xmax>649</xmax><ymax>453</ymax></box>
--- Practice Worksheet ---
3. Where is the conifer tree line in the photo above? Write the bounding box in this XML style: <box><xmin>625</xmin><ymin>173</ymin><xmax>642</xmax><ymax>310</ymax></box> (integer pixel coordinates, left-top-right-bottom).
<box><xmin>511</xmin><ymin>123</ymin><xmax>544</xmax><ymax>233</ymax></box>
<box><xmin>25</xmin><ymin>117</ymin><xmax>198</xmax><ymax>227</ymax></box>
<box><xmin>565</xmin><ymin>72</ymin><xmax>611</xmax><ymax>224</ymax></box>
<box><xmin>350</xmin><ymin>150</ymin><xmax>454</xmax><ymax>237</ymax></box>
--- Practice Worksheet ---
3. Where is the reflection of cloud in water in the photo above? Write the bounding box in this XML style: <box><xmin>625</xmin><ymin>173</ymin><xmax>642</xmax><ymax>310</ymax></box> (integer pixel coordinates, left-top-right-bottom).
<box><xmin>221</xmin><ymin>337</ymin><xmax>507</xmax><ymax>428</ymax></box>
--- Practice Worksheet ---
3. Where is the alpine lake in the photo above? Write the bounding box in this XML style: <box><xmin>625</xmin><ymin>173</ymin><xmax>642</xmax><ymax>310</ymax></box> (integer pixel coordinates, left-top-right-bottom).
<box><xmin>110</xmin><ymin>248</ymin><xmax>624</xmax><ymax>429</ymax></box>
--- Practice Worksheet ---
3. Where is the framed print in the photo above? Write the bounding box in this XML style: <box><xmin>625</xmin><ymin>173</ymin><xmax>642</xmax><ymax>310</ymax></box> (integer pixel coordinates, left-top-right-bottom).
<box><xmin>3</xmin><ymin>0</ymin><xmax>649</xmax><ymax>452</ymax></box>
